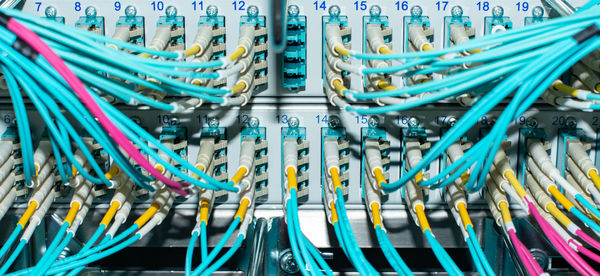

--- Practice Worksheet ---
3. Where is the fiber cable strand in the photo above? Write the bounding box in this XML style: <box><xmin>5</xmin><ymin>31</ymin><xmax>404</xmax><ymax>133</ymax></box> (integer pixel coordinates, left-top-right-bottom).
<box><xmin>283</xmin><ymin>137</ymin><xmax>332</xmax><ymax>276</ymax></box>
<box><xmin>363</xmin><ymin>142</ymin><xmax>413</xmax><ymax>275</ymax></box>
<box><xmin>323</xmin><ymin>137</ymin><xmax>379</xmax><ymax>274</ymax></box>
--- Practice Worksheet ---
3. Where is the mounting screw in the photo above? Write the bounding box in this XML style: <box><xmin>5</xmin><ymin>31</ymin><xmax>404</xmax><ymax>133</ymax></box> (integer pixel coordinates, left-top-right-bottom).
<box><xmin>206</xmin><ymin>5</ymin><xmax>218</xmax><ymax>17</ymax></box>
<box><xmin>125</xmin><ymin>5</ymin><xmax>137</xmax><ymax>17</ymax></box>
<box><xmin>169</xmin><ymin>116</ymin><xmax>180</xmax><ymax>126</ymax></box>
<box><xmin>368</xmin><ymin>116</ymin><xmax>380</xmax><ymax>128</ymax></box>
<box><xmin>247</xmin><ymin>5</ymin><xmax>259</xmax><ymax>17</ymax></box>
<box><xmin>279</xmin><ymin>249</ymin><xmax>300</xmax><ymax>274</ymax></box>
<box><xmin>492</xmin><ymin>6</ymin><xmax>504</xmax><ymax>18</ymax></box>
<box><xmin>369</xmin><ymin>5</ymin><xmax>381</xmax><ymax>17</ymax></box>
<box><xmin>446</xmin><ymin>116</ymin><xmax>457</xmax><ymax>127</ymax></box>
<box><xmin>328</xmin><ymin>5</ymin><xmax>341</xmax><ymax>17</ymax></box>
<box><xmin>408</xmin><ymin>117</ymin><xmax>420</xmax><ymax>128</ymax></box>
<box><xmin>526</xmin><ymin>117</ymin><xmax>538</xmax><ymax>129</ymax></box>
<box><xmin>45</xmin><ymin>6</ymin><xmax>57</xmax><ymax>18</ymax></box>
<box><xmin>207</xmin><ymin>117</ymin><xmax>220</xmax><ymax>128</ymax></box>
<box><xmin>287</xmin><ymin>5</ymin><xmax>299</xmax><ymax>17</ymax></box>
<box><xmin>130</xmin><ymin>116</ymin><xmax>142</xmax><ymax>125</ymax></box>
<box><xmin>165</xmin><ymin>6</ymin><xmax>178</xmax><ymax>18</ymax></box>
<box><xmin>328</xmin><ymin>116</ymin><xmax>341</xmax><ymax>129</ymax></box>
<box><xmin>451</xmin><ymin>6</ymin><xmax>463</xmax><ymax>18</ymax></box>
<box><xmin>565</xmin><ymin>116</ymin><xmax>577</xmax><ymax>128</ymax></box>
<box><xmin>410</xmin><ymin>5</ymin><xmax>423</xmax><ymax>18</ymax></box>
<box><xmin>532</xmin><ymin>6</ymin><xmax>544</xmax><ymax>18</ymax></box>
<box><xmin>288</xmin><ymin>117</ymin><xmax>300</xmax><ymax>128</ymax></box>
<box><xmin>85</xmin><ymin>6</ymin><xmax>97</xmax><ymax>18</ymax></box>
<box><xmin>530</xmin><ymin>248</ymin><xmax>549</xmax><ymax>270</ymax></box>
<box><xmin>248</xmin><ymin>117</ymin><xmax>260</xmax><ymax>128</ymax></box>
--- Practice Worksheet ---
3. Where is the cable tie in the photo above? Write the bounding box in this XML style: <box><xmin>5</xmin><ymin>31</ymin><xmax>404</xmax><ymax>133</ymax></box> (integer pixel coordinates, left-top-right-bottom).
<box><xmin>573</xmin><ymin>24</ymin><xmax>600</xmax><ymax>44</ymax></box>
<box><xmin>12</xmin><ymin>38</ymin><xmax>38</xmax><ymax>61</ymax></box>
<box><xmin>175</xmin><ymin>50</ymin><xmax>186</xmax><ymax>61</ymax></box>
<box><xmin>0</xmin><ymin>12</ymin><xmax>10</xmax><ymax>27</ymax></box>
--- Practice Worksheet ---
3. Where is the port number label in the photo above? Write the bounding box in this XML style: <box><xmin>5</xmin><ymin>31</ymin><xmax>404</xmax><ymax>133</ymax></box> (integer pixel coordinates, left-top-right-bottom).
<box><xmin>395</xmin><ymin>1</ymin><xmax>409</xmax><ymax>11</ymax></box>
<box><xmin>435</xmin><ymin>1</ymin><xmax>449</xmax><ymax>11</ymax></box>
<box><xmin>232</xmin><ymin>0</ymin><xmax>245</xmax><ymax>11</ymax></box>
<box><xmin>313</xmin><ymin>1</ymin><xmax>326</xmax><ymax>11</ymax></box>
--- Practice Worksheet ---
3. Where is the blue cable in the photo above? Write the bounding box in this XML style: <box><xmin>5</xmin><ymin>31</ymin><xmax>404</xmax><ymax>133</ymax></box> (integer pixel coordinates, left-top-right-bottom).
<box><xmin>374</xmin><ymin>225</ymin><xmax>413</xmax><ymax>275</ymax></box>
<box><xmin>200</xmin><ymin>221</ymin><xmax>208</xmax><ymax>261</ymax></box>
<box><xmin>467</xmin><ymin>225</ymin><xmax>495</xmax><ymax>275</ymax></box>
<box><xmin>286</xmin><ymin>200</ymin><xmax>309</xmax><ymax>276</ymax></box>
<box><xmin>334</xmin><ymin>188</ymin><xmax>379</xmax><ymax>275</ymax></box>
<box><xmin>0</xmin><ymin>239</ymin><xmax>27</xmax><ymax>275</ymax></box>
<box><xmin>45</xmin><ymin>234</ymin><xmax>141</xmax><ymax>275</ymax></box>
<box><xmin>35</xmin><ymin>231</ymin><xmax>74</xmax><ymax>275</ymax></box>
<box><xmin>465</xmin><ymin>235</ymin><xmax>485</xmax><ymax>275</ymax></box>
<box><xmin>302</xmin><ymin>236</ymin><xmax>334</xmax><ymax>276</ymax></box>
<box><xmin>290</xmin><ymin>189</ymin><xmax>321</xmax><ymax>276</ymax></box>
<box><xmin>0</xmin><ymin>225</ymin><xmax>23</xmax><ymax>261</ymax></box>
<box><xmin>2</xmin><ymin>68</ymin><xmax>34</xmax><ymax>185</ymax></box>
<box><xmin>190</xmin><ymin>217</ymin><xmax>241</xmax><ymax>275</ymax></box>
<box><xmin>199</xmin><ymin>235</ymin><xmax>245</xmax><ymax>276</ymax></box>
<box><xmin>186</xmin><ymin>231</ymin><xmax>199</xmax><ymax>276</ymax></box>
<box><xmin>32</xmin><ymin>223</ymin><xmax>70</xmax><ymax>273</ymax></box>
<box><xmin>424</xmin><ymin>229</ymin><xmax>463</xmax><ymax>276</ymax></box>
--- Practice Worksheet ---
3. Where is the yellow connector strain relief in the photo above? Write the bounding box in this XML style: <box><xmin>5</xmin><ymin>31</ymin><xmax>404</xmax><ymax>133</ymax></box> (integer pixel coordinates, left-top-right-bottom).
<box><xmin>422</xmin><ymin>44</ymin><xmax>434</xmax><ymax>51</ymax></box>
<box><xmin>230</xmin><ymin>167</ymin><xmax>248</xmax><ymax>186</ymax></box>
<box><xmin>231</xmin><ymin>81</ymin><xmax>247</xmax><ymax>94</ymax></box>
<box><xmin>134</xmin><ymin>202</ymin><xmax>161</xmax><ymax>227</ymax></box>
<box><xmin>553</xmin><ymin>81</ymin><xmax>579</xmax><ymax>97</ymax></box>
<box><xmin>498</xmin><ymin>201</ymin><xmax>512</xmax><ymax>224</ymax></box>
<box><xmin>105</xmin><ymin>166</ymin><xmax>120</xmax><ymax>180</ymax></box>
<box><xmin>504</xmin><ymin>171</ymin><xmax>528</xmax><ymax>199</ymax></box>
<box><xmin>333</xmin><ymin>45</ymin><xmax>350</xmax><ymax>57</ymax></box>
<box><xmin>229</xmin><ymin>46</ymin><xmax>246</xmax><ymax>62</ymax></box>
<box><xmin>415</xmin><ymin>204</ymin><xmax>431</xmax><ymax>232</ymax></box>
<box><xmin>185</xmin><ymin>45</ymin><xmax>201</xmax><ymax>57</ymax></box>
<box><xmin>370</xmin><ymin>202</ymin><xmax>382</xmax><ymax>228</ymax></box>
<box><xmin>414</xmin><ymin>171</ymin><xmax>424</xmax><ymax>184</ymax></box>
<box><xmin>155</xmin><ymin>164</ymin><xmax>165</xmax><ymax>173</ymax></box>
<box><xmin>72</xmin><ymin>165</ymin><xmax>78</xmax><ymax>177</ymax></box>
<box><xmin>373</xmin><ymin>168</ymin><xmax>386</xmax><ymax>188</ymax></box>
<box><xmin>379</xmin><ymin>46</ymin><xmax>394</xmax><ymax>54</ymax></box>
<box><xmin>35</xmin><ymin>163</ymin><xmax>39</xmax><ymax>176</ymax></box>
<box><xmin>467</xmin><ymin>48</ymin><xmax>482</xmax><ymax>54</ymax></box>
<box><xmin>330</xmin><ymin>167</ymin><xmax>343</xmax><ymax>191</ymax></box>
<box><xmin>64</xmin><ymin>202</ymin><xmax>81</xmax><ymax>226</ymax></box>
<box><xmin>460</xmin><ymin>172</ymin><xmax>470</xmax><ymax>185</ymax></box>
<box><xmin>588</xmin><ymin>170</ymin><xmax>600</xmax><ymax>191</ymax></box>
<box><xmin>200</xmin><ymin>200</ymin><xmax>210</xmax><ymax>223</ymax></box>
<box><xmin>287</xmin><ymin>167</ymin><xmax>298</xmax><ymax>191</ymax></box>
<box><xmin>193</xmin><ymin>165</ymin><xmax>205</xmax><ymax>180</ymax></box>
<box><xmin>457</xmin><ymin>202</ymin><xmax>473</xmax><ymax>230</ymax></box>
<box><xmin>235</xmin><ymin>198</ymin><xmax>251</xmax><ymax>221</ymax></box>
<box><xmin>17</xmin><ymin>201</ymin><xmax>38</xmax><ymax>227</ymax></box>
<box><xmin>596</xmin><ymin>83</ymin><xmax>600</xmax><ymax>92</ymax></box>
<box><xmin>139</xmin><ymin>52</ymin><xmax>152</xmax><ymax>58</ymax></box>
<box><xmin>332</xmin><ymin>79</ymin><xmax>347</xmax><ymax>97</ymax></box>
<box><xmin>330</xmin><ymin>202</ymin><xmax>339</xmax><ymax>224</ymax></box>
<box><xmin>376</xmin><ymin>80</ymin><xmax>397</xmax><ymax>91</ymax></box>
<box><xmin>547</xmin><ymin>185</ymin><xmax>576</xmax><ymax>210</ymax></box>
<box><xmin>546</xmin><ymin>203</ymin><xmax>573</xmax><ymax>228</ymax></box>
<box><xmin>100</xmin><ymin>201</ymin><xmax>121</xmax><ymax>227</ymax></box>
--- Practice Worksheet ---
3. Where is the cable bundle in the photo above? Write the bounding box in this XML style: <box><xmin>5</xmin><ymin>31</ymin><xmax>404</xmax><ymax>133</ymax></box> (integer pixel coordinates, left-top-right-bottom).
<box><xmin>0</xmin><ymin>8</ymin><xmax>251</xmax><ymax>196</ymax></box>
<box><xmin>324</xmin><ymin>5</ymin><xmax>600</xmax><ymax>195</ymax></box>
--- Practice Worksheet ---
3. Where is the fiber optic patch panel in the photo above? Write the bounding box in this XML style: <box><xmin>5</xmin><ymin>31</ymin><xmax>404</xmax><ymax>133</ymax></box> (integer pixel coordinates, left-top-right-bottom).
<box><xmin>1</xmin><ymin>0</ymin><xmax>600</xmax><ymax>275</ymax></box>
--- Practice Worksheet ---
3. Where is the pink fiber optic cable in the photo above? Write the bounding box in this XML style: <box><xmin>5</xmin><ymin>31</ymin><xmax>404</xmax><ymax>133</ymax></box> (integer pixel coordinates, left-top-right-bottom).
<box><xmin>508</xmin><ymin>229</ymin><xmax>543</xmax><ymax>275</ymax></box>
<box><xmin>5</xmin><ymin>17</ymin><xmax>189</xmax><ymax>195</ymax></box>
<box><xmin>526</xmin><ymin>198</ymin><xmax>598</xmax><ymax>276</ymax></box>
<box><xmin>577</xmin><ymin>229</ymin><xmax>600</xmax><ymax>251</ymax></box>
<box><xmin>578</xmin><ymin>245</ymin><xmax>600</xmax><ymax>264</ymax></box>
